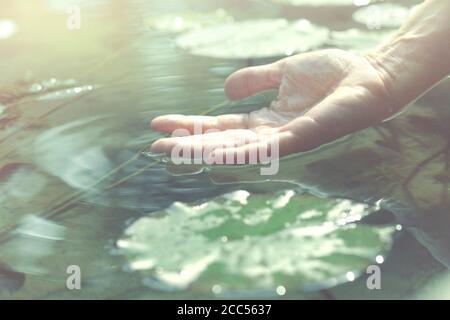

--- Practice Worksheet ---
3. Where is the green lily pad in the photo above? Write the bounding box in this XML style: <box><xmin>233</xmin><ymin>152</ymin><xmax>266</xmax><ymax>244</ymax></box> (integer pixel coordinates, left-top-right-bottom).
<box><xmin>271</xmin><ymin>0</ymin><xmax>373</xmax><ymax>6</ymax></box>
<box><xmin>175</xmin><ymin>19</ymin><xmax>329</xmax><ymax>59</ymax></box>
<box><xmin>328</xmin><ymin>28</ymin><xmax>394</xmax><ymax>53</ymax></box>
<box><xmin>117</xmin><ymin>190</ymin><xmax>395</xmax><ymax>295</ymax></box>
<box><xmin>353</xmin><ymin>3</ymin><xmax>411</xmax><ymax>29</ymax></box>
<box><xmin>146</xmin><ymin>9</ymin><xmax>234</xmax><ymax>33</ymax></box>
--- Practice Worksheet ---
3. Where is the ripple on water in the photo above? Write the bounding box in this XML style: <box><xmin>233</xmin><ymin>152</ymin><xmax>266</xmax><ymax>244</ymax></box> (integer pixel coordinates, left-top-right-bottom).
<box><xmin>31</xmin><ymin>117</ymin><xmax>228</xmax><ymax>212</ymax></box>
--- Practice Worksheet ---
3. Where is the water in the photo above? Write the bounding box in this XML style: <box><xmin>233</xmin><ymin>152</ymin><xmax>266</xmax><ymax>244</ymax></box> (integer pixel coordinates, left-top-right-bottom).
<box><xmin>1</xmin><ymin>0</ymin><xmax>448</xmax><ymax>299</ymax></box>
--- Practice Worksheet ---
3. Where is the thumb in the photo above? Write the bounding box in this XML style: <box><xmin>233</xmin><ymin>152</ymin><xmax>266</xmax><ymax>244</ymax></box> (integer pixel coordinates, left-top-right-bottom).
<box><xmin>224</xmin><ymin>62</ymin><xmax>282</xmax><ymax>101</ymax></box>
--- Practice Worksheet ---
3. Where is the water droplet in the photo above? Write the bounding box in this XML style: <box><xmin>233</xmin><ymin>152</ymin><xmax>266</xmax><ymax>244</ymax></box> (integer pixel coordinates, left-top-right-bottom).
<box><xmin>375</xmin><ymin>255</ymin><xmax>384</xmax><ymax>264</ymax></box>
<box><xmin>28</xmin><ymin>83</ymin><xmax>44</xmax><ymax>94</ymax></box>
<box><xmin>37</xmin><ymin>85</ymin><xmax>94</xmax><ymax>101</ymax></box>
<box><xmin>346</xmin><ymin>271</ymin><xmax>355</xmax><ymax>281</ymax></box>
<box><xmin>276</xmin><ymin>285</ymin><xmax>286</xmax><ymax>296</ymax></box>
<box><xmin>212</xmin><ymin>284</ymin><xmax>222</xmax><ymax>294</ymax></box>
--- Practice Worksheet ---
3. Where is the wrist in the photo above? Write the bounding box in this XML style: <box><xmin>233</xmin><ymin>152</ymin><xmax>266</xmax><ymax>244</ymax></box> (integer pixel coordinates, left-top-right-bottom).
<box><xmin>366</xmin><ymin>37</ymin><xmax>449</xmax><ymax>110</ymax></box>
<box><xmin>365</xmin><ymin>0</ymin><xmax>450</xmax><ymax>109</ymax></box>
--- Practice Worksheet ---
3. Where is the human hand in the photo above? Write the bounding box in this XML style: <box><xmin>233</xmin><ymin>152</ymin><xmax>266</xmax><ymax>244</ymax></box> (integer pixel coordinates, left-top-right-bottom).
<box><xmin>150</xmin><ymin>48</ymin><xmax>396</xmax><ymax>163</ymax></box>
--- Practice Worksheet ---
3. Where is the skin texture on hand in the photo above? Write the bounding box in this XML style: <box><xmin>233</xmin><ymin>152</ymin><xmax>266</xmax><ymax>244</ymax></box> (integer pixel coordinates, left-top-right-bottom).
<box><xmin>150</xmin><ymin>0</ymin><xmax>450</xmax><ymax>164</ymax></box>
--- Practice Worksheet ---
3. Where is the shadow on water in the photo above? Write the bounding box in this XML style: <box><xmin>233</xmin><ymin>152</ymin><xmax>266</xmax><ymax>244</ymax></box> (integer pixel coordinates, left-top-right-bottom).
<box><xmin>0</xmin><ymin>0</ymin><xmax>447</xmax><ymax>299</ymax></box>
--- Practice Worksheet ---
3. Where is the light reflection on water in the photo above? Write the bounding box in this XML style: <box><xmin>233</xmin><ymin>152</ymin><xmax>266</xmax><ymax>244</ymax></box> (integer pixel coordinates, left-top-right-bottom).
<box><xmin>0</xmin><ymin>20</ymin><xmax>16</xmax><ymax>40</ymax></box>
<box><xmin>0</xmin><ymin>0</ymin><xmax>446</xmax><ymax>299</ymax></box>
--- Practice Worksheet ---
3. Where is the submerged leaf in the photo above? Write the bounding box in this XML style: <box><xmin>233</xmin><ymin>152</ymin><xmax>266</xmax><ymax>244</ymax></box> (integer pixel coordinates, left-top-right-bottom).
<box><xmin>175</xmin><ymin>19</ymin><xmax>329</xmax><ymax>59</ymax></box>
<box><xmin>118</xmin><ymin>190</ymin><xmax>395</xmax><ymax>295</ymax></box>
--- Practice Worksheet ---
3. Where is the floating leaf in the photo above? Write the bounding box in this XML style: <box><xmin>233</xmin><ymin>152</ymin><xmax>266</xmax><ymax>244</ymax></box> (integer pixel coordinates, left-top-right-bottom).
<box><xmin>118</xmin><ymin>190</ymin><xmax>395</xmax><ymax>295</ymax></box>
<box><xmin>328</xmin><ymin>28</ymin><xmax>394</xmax><ymax>53</ymax></box>
<box><xmin>147</xmin><ymin>9</ymin><xmax>234</xmax><ymax>33</ymax></box>
<box><xmin>353</xmin><ymin>3</ymin><xmax>411</xmax><ymax>29</ymax></box>
<box><xmin>175</xmin><ymin>19</ymin><xmax>329</xmax><ymax>59</ymax></box>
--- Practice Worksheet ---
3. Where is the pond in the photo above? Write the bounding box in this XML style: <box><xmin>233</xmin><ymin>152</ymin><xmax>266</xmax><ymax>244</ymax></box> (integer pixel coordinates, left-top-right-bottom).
<box><xmin>1</xmin><ymin>0</ymin><xmax>450</xmax><ymax>299</ymax></box>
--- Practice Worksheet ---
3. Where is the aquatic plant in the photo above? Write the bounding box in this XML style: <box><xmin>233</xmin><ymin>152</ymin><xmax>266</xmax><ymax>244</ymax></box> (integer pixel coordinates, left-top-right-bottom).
<box><xmin>146</xmin><ymin>9</ymin><xmax>233</xmax><ymax>33</ymax></box>
<box><xmin>175</xmin><ymin>19</ymin><xmax>329</xmax><ymax>59</ymax></box>
<box><xmin>118</xmin><ymin>190</ymin><xmax>395</xmax><ymax>295</ymax></box>
<box><xmin>352</xmin><ymin>3</ymin><xmax>411</xmax><ymax>29</ymax></box>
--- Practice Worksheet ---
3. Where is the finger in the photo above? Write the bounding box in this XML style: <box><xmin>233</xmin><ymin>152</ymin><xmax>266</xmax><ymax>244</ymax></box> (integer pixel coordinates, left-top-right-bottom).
<box><xmin>149</xmin><ymin>129</ymin><xmax>257</xmax><ymax>157</ymax></box>
<box><xmin>150</xmin><ymin>114</ymin><xmax>249</xmax><ymax>134</ymax></box>
<box><xmin>224</xmin><ymin>62</ymin><xmax>283</xmax><ymax>101</ymax></box>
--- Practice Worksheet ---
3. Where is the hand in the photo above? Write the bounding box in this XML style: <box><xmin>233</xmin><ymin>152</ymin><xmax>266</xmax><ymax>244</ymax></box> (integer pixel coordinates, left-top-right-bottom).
<box><xmin>150</xmin><ymin>49</ymin><xmax>397</xmax><ymax>163</ymax></box>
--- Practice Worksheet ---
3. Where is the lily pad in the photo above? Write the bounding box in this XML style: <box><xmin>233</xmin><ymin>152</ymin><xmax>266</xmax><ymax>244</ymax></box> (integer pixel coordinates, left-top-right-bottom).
<box><xmin>146</xmin><ymin>9</ymin><xmax>234</xmax><ymax>33</ymax></box>
<box><xmin>328</xmin><ymin>28</ymin><xmax>394</xmax><ymax>53</ymax></box>
<box><xmin>175</xmin><ymin>19</ymin><xmax>329</xmax><ymax>59</ymax></box>
<box><xmin>117</xmin><ymin>190</ymin><xmax>395</xmax><ymax>295</ymax></box>
<box><xmin>353</xmin><ymin>3</ymin><xmax>411</xmax><ymax>29</ymax></box>
<box><xmin>271</xmin><ymin>0</ymin><xmax>373</xmax><ymax>7</ymax></box>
